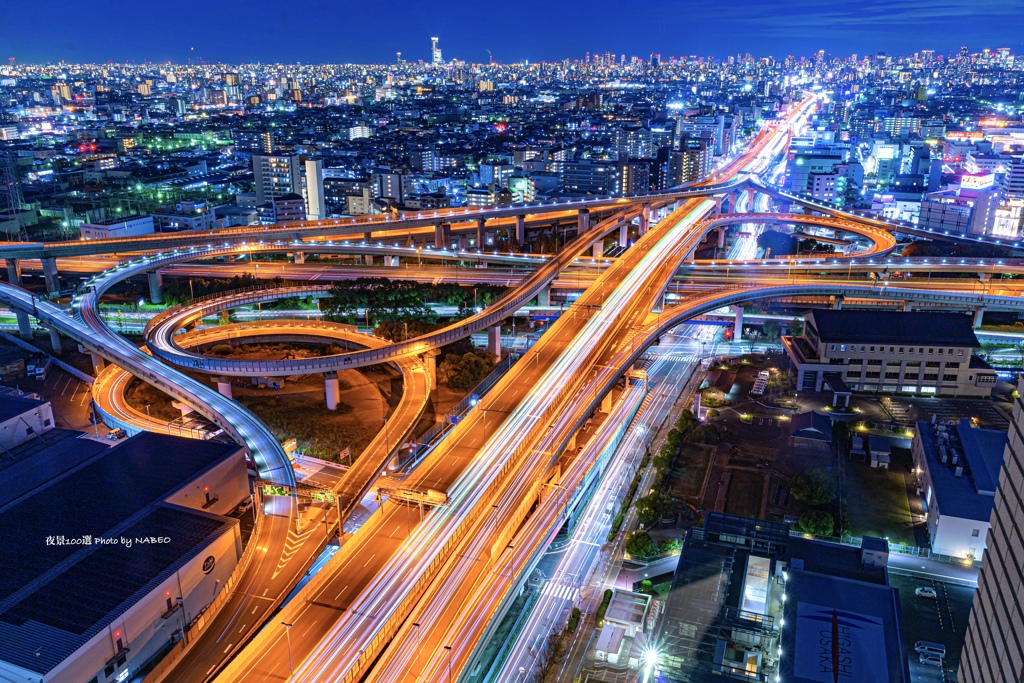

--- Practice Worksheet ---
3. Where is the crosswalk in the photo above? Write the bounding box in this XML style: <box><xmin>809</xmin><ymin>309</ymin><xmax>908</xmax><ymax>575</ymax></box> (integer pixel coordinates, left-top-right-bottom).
<box><xmin>539</xmin><ymin>580</ymin><xmax>579</xmax><ymax>603</ymax></box>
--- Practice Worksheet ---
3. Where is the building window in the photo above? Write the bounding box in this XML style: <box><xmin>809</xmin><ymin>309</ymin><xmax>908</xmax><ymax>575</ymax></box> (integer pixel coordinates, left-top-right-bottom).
<box><xmin>885</xmin><ymin>372</ymin><xmax>900</xmax><ymax>379</ymax></box>
<box><xmin>926</xmin><ymin>362</ymin><xmax>940</xmax><ymax>368</ymax></box>
<box><xmin>866</xmin><ymin>372</ymin><xmax>880</xmax><ymax>378</ymax></box>
<box><xmin>889</xmin><ymin>347</ymin><xmax>894</xmax><ymax>353</ymax></box>
<box><xmin>899</xmin><ymin>347</ymin><xmax>904</xmax><ymax>353</ymax></box>
<box><xmin>924</xmin><ymin>374</ymin><xmax>938</xmax><ymax>381</ymax></box>
<box><xmin>958</xmin><ymin>350</ymin><xmax>964</xmax><ymax>356</ymax></box>
<box><xmin>840</xmin><ymin>344</ymin><xmax>847</xmax><ymax>351</ymax></box>
<box><xmin>972</xmin><ymin>529</ymin><xmax>980</xmax><ymax>537</ymax></box>
<box><xmin>948</xmin><ymin>349</ymin><xmax>953</xmax><ymax>355</ymax></box>
<box><xmin>943</xmin><ymin>374</ymin><xmax>958</xmax><ymax>382</ymax></box>
<box><xmin>860</xmin><ymin>346</ymin><xmax>865</xmax><ymax>351</ymax></box>
<box><xmin>919</xmin><ymin>347</ymin><xmax>924</xmax><ymax>353</ymax></box>
<box><xmin>830</xmin><ymin>344</ymin><xmax>836</xmax><ymax>351</ymax></box>
<box><xmin>938</xmin><ymin>348</ymin><xmax>944</xmax><ymax>355</ymax></box>
<box><xmin>870</xmin><ymin>346</ymin><xmax>875</xmax><ymax>352</ymax></box>
<box><xmin>929</xmin><ymin>348</ymin><xmax>934</xmax><ymax>354</ymax></box>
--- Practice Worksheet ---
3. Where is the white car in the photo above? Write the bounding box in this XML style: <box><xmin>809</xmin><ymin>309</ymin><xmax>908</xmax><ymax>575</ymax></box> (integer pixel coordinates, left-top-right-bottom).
<box><xmin>915</xmin><ymin>587</ymin><xmax>938</xmax><ymax>599</ymax></box>
<box><xmin>919</xmin><ymin>653</ymin><xmax>943</xmax><ymax>668</ymax></box>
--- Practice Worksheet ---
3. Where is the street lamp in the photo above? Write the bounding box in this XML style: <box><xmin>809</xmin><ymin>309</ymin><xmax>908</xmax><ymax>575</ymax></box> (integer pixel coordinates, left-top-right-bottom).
<box><xmin>281</xmin><ymin>621</ymin><xmax>294</xmax><ymax>675</ymax></box>
<box><xmin>443</xmin><ymin>645</ymin><xmax>453</xmax><ymax>683</ymax></box>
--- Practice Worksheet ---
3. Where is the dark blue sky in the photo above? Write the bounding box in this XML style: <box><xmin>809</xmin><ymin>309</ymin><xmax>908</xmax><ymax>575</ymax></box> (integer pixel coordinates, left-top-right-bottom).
<box><xmin>4</xmin><ymin>0</ymin><xmax>1024</xmax><ymax>64</ymax></box>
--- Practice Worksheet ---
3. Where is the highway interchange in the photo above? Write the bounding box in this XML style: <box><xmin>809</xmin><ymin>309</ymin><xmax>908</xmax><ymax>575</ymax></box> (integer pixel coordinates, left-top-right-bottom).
<box><xmin>0</xmin><ymin>93</ymin><xmax>1016</xmax><ymax>682</ymax></box>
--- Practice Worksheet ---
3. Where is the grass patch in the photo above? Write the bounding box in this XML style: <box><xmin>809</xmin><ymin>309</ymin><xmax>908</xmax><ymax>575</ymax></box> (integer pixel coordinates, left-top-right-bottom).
<box><xmin>669</xmin><ymin>443</ymin><xmax>714</xmax><ymax>499</ymax></box>
<box><xmin>843</xmin><ymin>461</ymin><xmax>914</xmax><ymax>544</ymax></box>
<box><xmin>725</xmin><ymin>470</ymin><xmax>764</xmax><ymax>518</ymax></box>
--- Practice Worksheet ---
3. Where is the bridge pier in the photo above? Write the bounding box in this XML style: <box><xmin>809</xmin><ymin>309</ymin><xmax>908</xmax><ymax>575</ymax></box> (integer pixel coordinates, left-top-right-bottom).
<box><xmin>833</xmin><ymin>295</ymin><xmax>845</xmax><ymax>310</ymax></box>
<box><xmin>717</xmin><ymin>227</ymin><xmax>726</xmax><ymax>248</ymax></box>
<box><xmin>536</xmin><ymin>286</ymin><xmax>551</xmax><ymax>307</ymax></box>
<box><xmin>974</xmin><ymin>307</ymin><xmax>985</xmax><ymax>329</ymax></box>
<box><xmin>476</xmin><ymin>217</ymin><xmax>486</xmax><ymax>248</ymax></box>
<box><xmin>619</xmin><ymin>222</ymin><xmax>628</xmax><ymax>247</ymax></box>
<box><xmin>47</xmin><ymin>326</ymin><xmax>62</xmax><ymax>355</ymax></box>
<box><xmin>325</xmin><ymin>371</ymin><xmax>340</xmax><ymax>410</ymax></box>
<box><xmin>385</xmin><ymin>255</ymin><xmax>399</xmax><ymax>267</ymax></box>
<box><xmin>730</xmin><ymin>305</ymin><xmax>743</xmax><ymax>341</ymax></box>
<box><xmin>904</xmin><ymin>301</ymin><xmax>914</xmax><ymax>312</ymax></box>
<box><xmin>600</xmin><ymin>390</ymin><xmax>613</xmax><ymax>414</ymax></box>
<box><xmin>577</xmin><ymin>209</ymin><xmax>590</xmax><ymax>234</ymax></box>
<box><xmin>363</xmin><ymin>232</ymin><xmax>372</xmax><ymax>243</ymax></box>
<box><xmin>215</xmin><ymin>377</ymin><xmax>233</xmax><ymax>399</ymax></box>
<box><xmin>978</xmin><ymin>273</ymin><xmax>989</xmax><ymax>283</ymax></box>
<box><xmin>364</xmin><ymin>254</ymin><xmax>374</xmax><ymax>266</ymax></box>
<box><xmin>592</xmin><ymin>239</ymin><xmax>603</xmax><ymax>258</ymax></box>
<box><xmin>41</xmin><ymin>257</ymin><xmax>60</xmax><ymax>296</ymax></box>
<box><xmin>424</xmin><ymin>349</ymin><xmax>440</xmax><ymax>392</ymax></box>
<box><xmin>147</xmin><ymin>270</ymin><xmax>163</xmax><ymax>304</ymax></box>
<box><xmin>434</xmin><ymin>221</ymin><xmax>451</xmax><ymax>249</ymax></box>
<box><xmin>7</xmin><ymin>258</ymin><xmax>32</xmax><ymax>338</ymax></box>
<box><xmin>487</xmin><ymin>325</ymin><xmax>502</xmax><ymax>357</ymax></box>
<box><xmin>90</xmin><ymin>353</ymin><xmax>105</xmax><ymax>375</ymax></box>
<box><xmin>634</xmin><ymin>202</ymin><xmax>651</xmax><ymax>237</ymax></box>
<box><xmin>515</xmin><ymin>215</ymin><xmax>525</xmax><ymax>245</ymax></box>
<box><xmin>293</xmin><ymin>251</ymin><xmax>305</xmax><ymax>264</ymax></box>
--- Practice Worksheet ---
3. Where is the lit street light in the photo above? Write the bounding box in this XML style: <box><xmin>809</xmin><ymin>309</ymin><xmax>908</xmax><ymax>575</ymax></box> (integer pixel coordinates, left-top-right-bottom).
<box><xmin>282</xmin><ymin>621</ymin><xmax>294</xmax><ymax>675</ymax></box>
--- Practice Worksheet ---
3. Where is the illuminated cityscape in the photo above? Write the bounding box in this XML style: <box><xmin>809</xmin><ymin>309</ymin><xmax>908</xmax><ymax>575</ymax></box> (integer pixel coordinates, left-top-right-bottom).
<box><xmin>2</xmin><ymin>5</ymin><xmax>1024</xmax><ymax>683</ymax></box>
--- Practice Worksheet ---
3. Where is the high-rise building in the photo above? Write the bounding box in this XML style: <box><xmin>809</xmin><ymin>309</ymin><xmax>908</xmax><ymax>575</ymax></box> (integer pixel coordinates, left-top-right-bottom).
<box><xmin>1005</xmin><ymin>155</ymin><xmax>1024</xmax><ymax>199</ymax></box>
<box><xmin>252</xmin><ymin>153</ymin><xmax>304</xmax><ymax>205</ymax></box>
<box><xmin>431</xmin><ymin>37</ymin><xmax>443</xmax><ymax>65</ymax></box>
<box><xmin>302</xmin><ymin>158</ymin><xmax>325</xmax><ymax>221</ymax></box>
<box><xmin>960</xmin><ymin>376</ymin><xmax>1024</xmax><ymax>682</ymax></box>
<box><xmin>234</xmin><ymin>130</ymin><xmax>273</xmax><ymax>154</ymax></box>
<box><xmin>919</xmin><ymin>174</ymin><xmax>999</xmax><ymax>236</ymax></box>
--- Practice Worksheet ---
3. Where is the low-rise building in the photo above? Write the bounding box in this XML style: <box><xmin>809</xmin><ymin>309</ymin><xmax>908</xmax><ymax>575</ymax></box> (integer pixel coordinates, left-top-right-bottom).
<box><xmin>0</xmin><ymin>393</ymin><xmax>55</xmax><ymax>451</ymax></box>
<box><xmin>656</xmin><ymin>513</ymin><xmax>909</xmax><ymax>683</ymax></box>
<box><xmin>783</xmin><ymin>309</ymin><xmax>996</xmax><ymax>397</ymax></box>
<box><xmin>912</xmin><ymin>418</ymin><xmax>1004</xmax><ymax>560</ymax></box>
<box><xmin>0</xmin><ymin>432</ymin><xmax>250</xmax><ymax>683</ymax></box>
<box><xmin>79</xmin><ymin>215</ymin><xmax>155</xmax><ymax>240</ymax></box>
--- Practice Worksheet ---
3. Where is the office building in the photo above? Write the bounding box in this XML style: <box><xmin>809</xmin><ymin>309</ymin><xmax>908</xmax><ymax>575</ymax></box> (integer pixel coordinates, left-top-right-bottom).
<box><xmin>431</xmin><ymin>37</ymin><xmax>443</xmax><ymax>65</ymax></box>
<box><xmin>1005</xmin><ymin>155</ymin><xmax>1024</xmax><ymax>199</ymax></box>
<box><xmin>783</xmin><ymin>310</ymin><xmax>997</xmax><ymax>398</ymax></box>
<box><xmin>912</xmin><ymin>418</ymin><xmax>1004</xmax><ymax>560</ymax></box>
<box><xmin>563</xmin><ymin>159</ymin><xmax>618</xmax><ymax>195</ymax></box>
<box><xmin>613</xmin><ymin>126</ymin><xmax>654</xmax><ymax>160</ymax></box>
<box><xmin>233</xmin><ymin>130</ymin><xmax>273</xmax><ymax>154</ymax></box>
<box><xmin>657</xmin><ymin>513</ymin><xmax>908</xmax><ymax>683</ymax></box>
<box><xmin>376</xmin><ymin>171</ymin><xmax>413</xmax><ymax>205</ymax></box>
<box><xmin>0</xmin><ymin>432</ymin><xmax>249</xmax><ymax>683</ymax></box>
<box><xmin>271</xmin><ymin>193</ymin><xmax>306</xmax><ymax>222</ymax></box>
<box><xmin>79</xmin><ymin>215</ymin><xmax>155</xmax><ymax>240</ymax></box>
<box><xmin>919</xmin><ymin>174</ymin><xmax>999</xmax><ymax>236</ymax></box>
<box><xmin>960</xmin><ymin>377</ymin><xmax>1024</xmax><ymax>682</ymax></box>
<box><xmin>302</xmin><ymin>158</ymin><xmax>325</xmax><ymax>220</ymax></box>
<box><xmin>151</xmin><ymin>202</ymin><xmax>214</xmax><ymax>232</ymax></box>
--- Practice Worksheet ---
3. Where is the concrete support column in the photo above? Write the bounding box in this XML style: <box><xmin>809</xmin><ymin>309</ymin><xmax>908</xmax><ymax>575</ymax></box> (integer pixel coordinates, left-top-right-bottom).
<box><xmin>16</xmin><ymin>311</ymin><xmax>32</xmax><ymax>340</ymax></box>
<box><xmin>41</xmin><ymin>257</ymin><xmax>60</xmax><ymax>296</ymax></box>
<box><xmin>476</xmin><ymin>217</ymin><xmax>486</xmax><ymax>248</ymax></box>
<box><xmin>974</xmin><ymin>306</ymin><xmax>985</xmax><ymax>329</ymax></box>
<box><xmin>904</xmin><ymin>301</ymin><xmax>914</xmax><ymax>312</ymax></box>
<box><xmin>638</xmin><ymin>204</ymin><xmax>650</xmax><ymax>236</ymax></box>
<box><xmin>47</xmin><ymin>326</ymin><xmax>62</xmax><ymax>355</ymax></box>
<box><xmin>215</xmin><ymin>377</ymin><xmax>233</xmax><ymax>399</ymax></box>
<box><xmin>147</xmin><ymin>270</ymin><xmax>163</xmax><ymax>304</ymax></box>
<box><xmin>746</xmin><ymin>187</ymin><xmax>756</xmax><ymax>208</ymax></box>
<box><xmin>619</xmin><ymin>222</ymin><xmax>628</xmax><ymax>247</ymax></box>
<box><xmin>568</xmin><ymin>431</ymin><xmax>577</xmax><ymax>451</ymax></box>
<box><xmin>592</xmin><ymin>239</ymin><xmax>603</xmax><ymax>258</ymax></box>
<box><xmin>424</xmin><ymin>349</ymin><xmax>440</xmax><ymax>392</ymax></box>
<box><xmin>515</xmin><ymin>214</ymin><xmax>525</xmax><ymax>245</ymax></box>
<box><xmin>978</xmin><ymin>272</ymin><xmax>989</xmax><ymax>282</ymax></box>
<box><xmin>386</xmin><ymin>255</ymin><xmax>399</xmax><ymax>267</ymax></box>
<box><xmin>293</xmin><ymin>251</ymin><xmax>305</xmax><ymax>264</ymax></box>
<box><xmin>833</xmin><ymin>295</ymin><xmax>844</xmax><ymax>310</ymax></box>
<box><xmin>577</xmin><ymin>209</ymin><xmax>590</xmax><ymax>234</ymax></box>
<box><xmin>729</xmin><ymin>305</ymin><xmax>743</xmax><ymax>341</ymax></box>
<box><xmin>717</xmin><ymin>227</ymin><xmax>726</xmax><ymax>248</ymax></box>
<box><xmin>600</xmin><ymin>390</ymin><xmax>613</xmax><ymax>414</ymax></box>
<box><xmin>363</xmin><ymin>231</ymin><xmax>372</xmax><ymax>243</ymax></box>
<box><xmin>364</xmin><ymin>254</ymin><xmax>374</xmax><ymax>266</ymax></box>
<box><xmin>90</xmin><ymin>353</ymin><xmax>106</xmax><ymax>375</ymax></box>
<box><xmin>434</xmin><ymin>222</ymin><xmax>451</xmax><ymax>249</ymax></box>
<box><xmin>487</xmin><ymin>325</ymin><xmax>502</xmax><ymax>358</ymax></box>
<box><xmin>5</xmin><ymin>258</ymin><xmax>21</xmax><ymax>284</ymax></box>
<box><xmin>6</xmin><ymin>259</ymin><xmax>31</xmax><ymax>338</ymax></box>
<box><xmin>537</xmin><ymin>286</ymin><xmax>551</xmax><ymax>307</ymax></box>
<box><xmin>325</xmin><ymin>371</ymin><xmax>340</xmax><ymax>410</ymax></box>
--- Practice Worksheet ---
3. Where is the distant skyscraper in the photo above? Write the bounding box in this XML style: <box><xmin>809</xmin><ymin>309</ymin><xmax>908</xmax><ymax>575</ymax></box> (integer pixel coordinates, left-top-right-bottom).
<box><xmin>960</xmin><ymin>377</ymin><xmax>1024</xmax><ymax>682</ymax></box>
<box><xmin>431</xmin><ymin>37</ymin><xmax>443</xmax><ymax>65</ymax></box>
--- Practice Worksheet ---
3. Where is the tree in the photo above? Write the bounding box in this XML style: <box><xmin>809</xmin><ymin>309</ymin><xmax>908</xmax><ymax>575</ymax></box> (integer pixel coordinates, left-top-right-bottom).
<box><xmin>690</xmin><ymin>424</ymin><xmax>719</xmax><ymax>444</ymax></box>
<box><xmin>437</xmin><ymin>352</ymin><xmax>496</xmax><ymax>391</ymax></box>
<box><xmin>756</xmin><ymin>230</ymin><xmax>796</xmax><ymax>257</ymax></box>
<box><xmin>798</xmin><ymin>510</ymin><xmax>835</xmax><ymax>536</ymax></box>
<box><xmin>625</xmin><ymin>531</ymin><xmax>659</xmax><ymax>559</ymax></box>
<box><xmin>761</xmin><ymin>320</ymin><xmax>781</xmax><ymax>343</ymax></box>
<box><xmin>791</xmin><ymin>468</ymin><xmax>837</xmax><ymax>506</ymax></box>
<box><xmin>635</xmin><ymin>493</ymin><xmax>670</xmax><ymax>527</ymax></box>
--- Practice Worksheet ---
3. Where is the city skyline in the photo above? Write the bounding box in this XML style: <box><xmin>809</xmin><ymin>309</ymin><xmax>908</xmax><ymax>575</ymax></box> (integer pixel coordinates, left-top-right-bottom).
<box><xmin>4</xmin><ymin>0</ymin><xmax>1024</xmax><ymax>65</ymax></box>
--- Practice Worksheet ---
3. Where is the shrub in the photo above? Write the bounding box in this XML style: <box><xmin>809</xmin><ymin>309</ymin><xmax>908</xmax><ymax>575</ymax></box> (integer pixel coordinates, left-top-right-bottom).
<box><xmin>625</xmin><ymin>531</ymin><xmax>659</xmax><ymax>559</ymax></box>
<box><xmin>567</xmin><ymin>607</ymin><xmax>581</xmax><ymax>633</ymax></box>
<box><xmin>798</xmin><ymin>510</ymin><xmax>835</xmax><ymax>536</ymax></box>
<box><xmin>210</xmin><ymin>344</ymin><xmax>234</xmax><ymax>356</ymax></box>
<box><xmin>791</xmin><ymin>468</ymin><xmax>837</xmax><ymax>506</ymax></box>
<box><xmin>595</xmin><ymin>589</ymin><xmax>613</xmax><ymax>628</ymax></box>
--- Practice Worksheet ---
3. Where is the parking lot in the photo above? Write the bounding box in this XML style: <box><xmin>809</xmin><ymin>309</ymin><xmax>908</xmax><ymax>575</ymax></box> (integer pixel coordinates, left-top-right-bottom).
<box><xmin>890</xmin><ymin>572</ymin><xmax>975</xmax><ymax>682</ymax></box>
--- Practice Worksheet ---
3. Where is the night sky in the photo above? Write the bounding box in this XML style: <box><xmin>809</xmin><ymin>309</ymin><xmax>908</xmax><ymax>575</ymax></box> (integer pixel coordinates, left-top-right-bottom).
<box><xmin>4</xmin><ymin>0</ymin><xmax>1024</xmax><ymax>64</ymax></box>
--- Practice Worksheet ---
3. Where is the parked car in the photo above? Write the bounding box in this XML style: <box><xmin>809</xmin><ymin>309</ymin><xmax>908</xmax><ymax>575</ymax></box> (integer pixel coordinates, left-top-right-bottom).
<box><xmin>919</xmin><ymin>653</ymin><xmax>943</xmax><ymax>668</ymax></box>
<box><xmin>106</xmin><ymin>428</ymin><xmax>127</xmax><ymax>441</ymax></box>
<box><xmin>915</xmin><ymin>641</ymin><xmax>946</xmax><ymax>658</ymax></box>
<box><xmin>915</xmin><ymin>587</ymin><xmax>937</xmax><ymax>599</ymax></box>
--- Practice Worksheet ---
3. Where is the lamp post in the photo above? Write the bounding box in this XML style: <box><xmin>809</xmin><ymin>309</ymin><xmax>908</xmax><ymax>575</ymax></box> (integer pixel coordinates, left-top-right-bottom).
<box><xmin>281</xmin><ymin>622</ymin><xmax>294</xmax><ymax>675</ymax></box>
<box><xmin>443</xmin><ymin>645</ymin><xmax>453</xmax><ymax>683</ymax></box>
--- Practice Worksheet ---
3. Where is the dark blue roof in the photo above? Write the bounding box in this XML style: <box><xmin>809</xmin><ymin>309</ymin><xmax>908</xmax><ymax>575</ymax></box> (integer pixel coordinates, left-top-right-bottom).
<box><xmin>0</xmin><ymin>395</ymin><xmax>47</xmax><ymax>423</ymax></box>
<box><xmin>0</xmin><ymin>429</ymin><xmax>108</xmax><ymax>507</ymax></box>
<box><xmin>0</xmin><ymin>432</ymin><xmax>240</xmax><ymax>674</ymax></box>
<box><xmin>791</xmin><ymin>411</ymin><xmax>832</xmax><ymax>441</ymax></box>
<box><xmin>809</xmin><ymin>309</ymin><xmax>979</xmax><ymax>347</ymax></box>
<box><xmin>915</xmin><ymin>420</ymin><xmax>1002</xmax><ymax>521</ymax></box>
<box><xmin>780</xmin><ymin>568</ymin><xmax>909</xmax><ymax>683</ymax></box>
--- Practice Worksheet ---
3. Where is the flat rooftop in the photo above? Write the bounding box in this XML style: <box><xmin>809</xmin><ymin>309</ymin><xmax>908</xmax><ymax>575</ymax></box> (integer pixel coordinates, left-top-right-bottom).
<box><xmin>915</xmin><ymin>419</ymin><xmax>1003</xmax><ymax>521</ymax></box>
<box><xmin>0</xmin><ymin>432</ymin><xmax>242</xmax><ymax>675</ymax></box>
<box><xmin>0</xmin><ymin>394</ymin><xmax>46</xmax><ymax>423</ymax></box>
<box><xmin>0</xmin><ymin>428</ymin><xmax>108</xmax><ymax>507</ymax></box>
<box><xmin>779</xmin><ymin>568</ymin><xmax>909</xmax><ymax>683</ymax></box>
